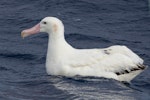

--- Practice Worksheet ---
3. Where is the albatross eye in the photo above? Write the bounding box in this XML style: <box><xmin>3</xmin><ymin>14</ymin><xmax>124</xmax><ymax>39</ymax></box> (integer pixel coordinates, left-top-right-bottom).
<box><xmin>43</xmin><ymin>21</ymin><xmax>47</xmax><ymax>24</ymax></box>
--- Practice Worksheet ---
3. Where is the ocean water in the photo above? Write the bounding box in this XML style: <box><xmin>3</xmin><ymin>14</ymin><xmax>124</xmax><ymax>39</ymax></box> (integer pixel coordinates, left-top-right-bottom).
<box><xmin>0</xmin><ymin>0</ymin><xmax>150</xmax><ymax>100</ymax></box>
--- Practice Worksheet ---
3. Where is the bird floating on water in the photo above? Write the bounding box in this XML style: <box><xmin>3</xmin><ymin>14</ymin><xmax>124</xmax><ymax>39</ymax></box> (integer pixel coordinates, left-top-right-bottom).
<box><xmin>21</xmin><ymin>17</ymin><xmax>147</xmax><ymax>82</ymax></box>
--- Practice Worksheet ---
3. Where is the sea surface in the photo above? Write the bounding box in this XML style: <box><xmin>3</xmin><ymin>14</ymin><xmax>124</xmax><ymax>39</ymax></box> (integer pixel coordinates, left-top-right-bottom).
<box><xmin>0</xmin><ymin>0</ymin><xmax>150</xmax><ymax>100</ymax></box>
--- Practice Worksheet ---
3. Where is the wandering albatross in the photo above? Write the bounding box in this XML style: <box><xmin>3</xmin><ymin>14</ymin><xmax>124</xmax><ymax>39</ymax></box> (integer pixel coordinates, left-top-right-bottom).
<box><xmin>21</xmin><ymin>17</ymin><xmax>147</xmax><ymax>82</ymax></box>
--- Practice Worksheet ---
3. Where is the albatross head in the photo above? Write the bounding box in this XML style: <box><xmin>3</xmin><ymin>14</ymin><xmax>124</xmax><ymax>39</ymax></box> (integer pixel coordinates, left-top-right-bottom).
<box><xmin>21</xmin><ymin>17</ymin><xmax>64</xmax><ymax>38</ymax></box>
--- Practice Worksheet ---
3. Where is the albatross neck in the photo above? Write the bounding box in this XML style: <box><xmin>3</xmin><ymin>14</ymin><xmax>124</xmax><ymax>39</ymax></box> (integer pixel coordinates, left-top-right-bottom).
<box><xmin>47</xmin><ymin>30</ymin><xmax>74</xmax><ymax>59</ymax></box>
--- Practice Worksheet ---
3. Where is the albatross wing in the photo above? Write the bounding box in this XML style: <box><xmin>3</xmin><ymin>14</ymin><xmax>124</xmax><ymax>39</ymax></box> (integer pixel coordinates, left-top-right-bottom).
<box><xmin>63</xmin><ymin>45</ymin><xmax>146</xmax><ymax>82</ymax></box>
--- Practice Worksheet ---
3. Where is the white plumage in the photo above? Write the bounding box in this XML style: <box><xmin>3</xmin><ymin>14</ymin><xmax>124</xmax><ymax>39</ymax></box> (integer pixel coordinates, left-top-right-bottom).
<box><xmin>21</xmin><ymin>17</ymin><xmax>147</xmax><ymax>82</ymax></box>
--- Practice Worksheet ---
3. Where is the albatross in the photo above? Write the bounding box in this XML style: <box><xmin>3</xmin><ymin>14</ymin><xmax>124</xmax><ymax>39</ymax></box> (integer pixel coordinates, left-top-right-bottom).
<box><xmin>21</xmin><ymin>17</ymin><xmax>147</xmax><ymax>82</ymax></box>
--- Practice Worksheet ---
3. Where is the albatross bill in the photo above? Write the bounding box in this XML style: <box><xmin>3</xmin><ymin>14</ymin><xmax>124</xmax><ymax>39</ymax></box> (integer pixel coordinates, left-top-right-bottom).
<box><xmin>21</xmin><ymin>23</ymin><xmax>40</xmax><ymax>38</ymax></box>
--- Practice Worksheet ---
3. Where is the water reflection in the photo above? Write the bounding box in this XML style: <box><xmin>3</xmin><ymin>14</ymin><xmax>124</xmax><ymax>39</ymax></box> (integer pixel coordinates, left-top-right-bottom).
<box><xmin>48</xmin><ymin>76</ymin><xmax>139</xmax><ymax>100</ymax></box>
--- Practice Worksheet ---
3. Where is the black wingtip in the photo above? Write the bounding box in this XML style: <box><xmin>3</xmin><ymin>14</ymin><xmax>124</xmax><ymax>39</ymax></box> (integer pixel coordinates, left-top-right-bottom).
<box><xmin>115</xmin><ymin>64</ymin><xmax>147</xmax><ymax>76</ymax></box>
<box><xmin>137</xmin><ymin>64</ymin><xmax>147</xmax><ymax>70</ymax></box>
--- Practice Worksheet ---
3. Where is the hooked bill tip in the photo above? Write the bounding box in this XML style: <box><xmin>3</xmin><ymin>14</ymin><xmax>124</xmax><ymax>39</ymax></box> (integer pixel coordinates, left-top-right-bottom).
<box><xmin>21</xmin><ymin>31</ymin><xmax>28</xmax><ymax>39</ymax></box>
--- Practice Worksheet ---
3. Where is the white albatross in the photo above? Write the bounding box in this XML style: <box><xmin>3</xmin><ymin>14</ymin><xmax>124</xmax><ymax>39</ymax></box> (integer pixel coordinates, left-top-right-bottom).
<box><xmin>21</xmin><ymin>17</ymin><xmax>147</xmax><ymax>82</ymax></box>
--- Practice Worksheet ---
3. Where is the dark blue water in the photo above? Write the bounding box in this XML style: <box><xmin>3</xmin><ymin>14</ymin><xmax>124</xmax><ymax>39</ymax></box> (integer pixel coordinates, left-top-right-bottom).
<box><xmin>0</xmin><ymin>0</ymin><xmax>150</xmax><ymax>100</ymax></box>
